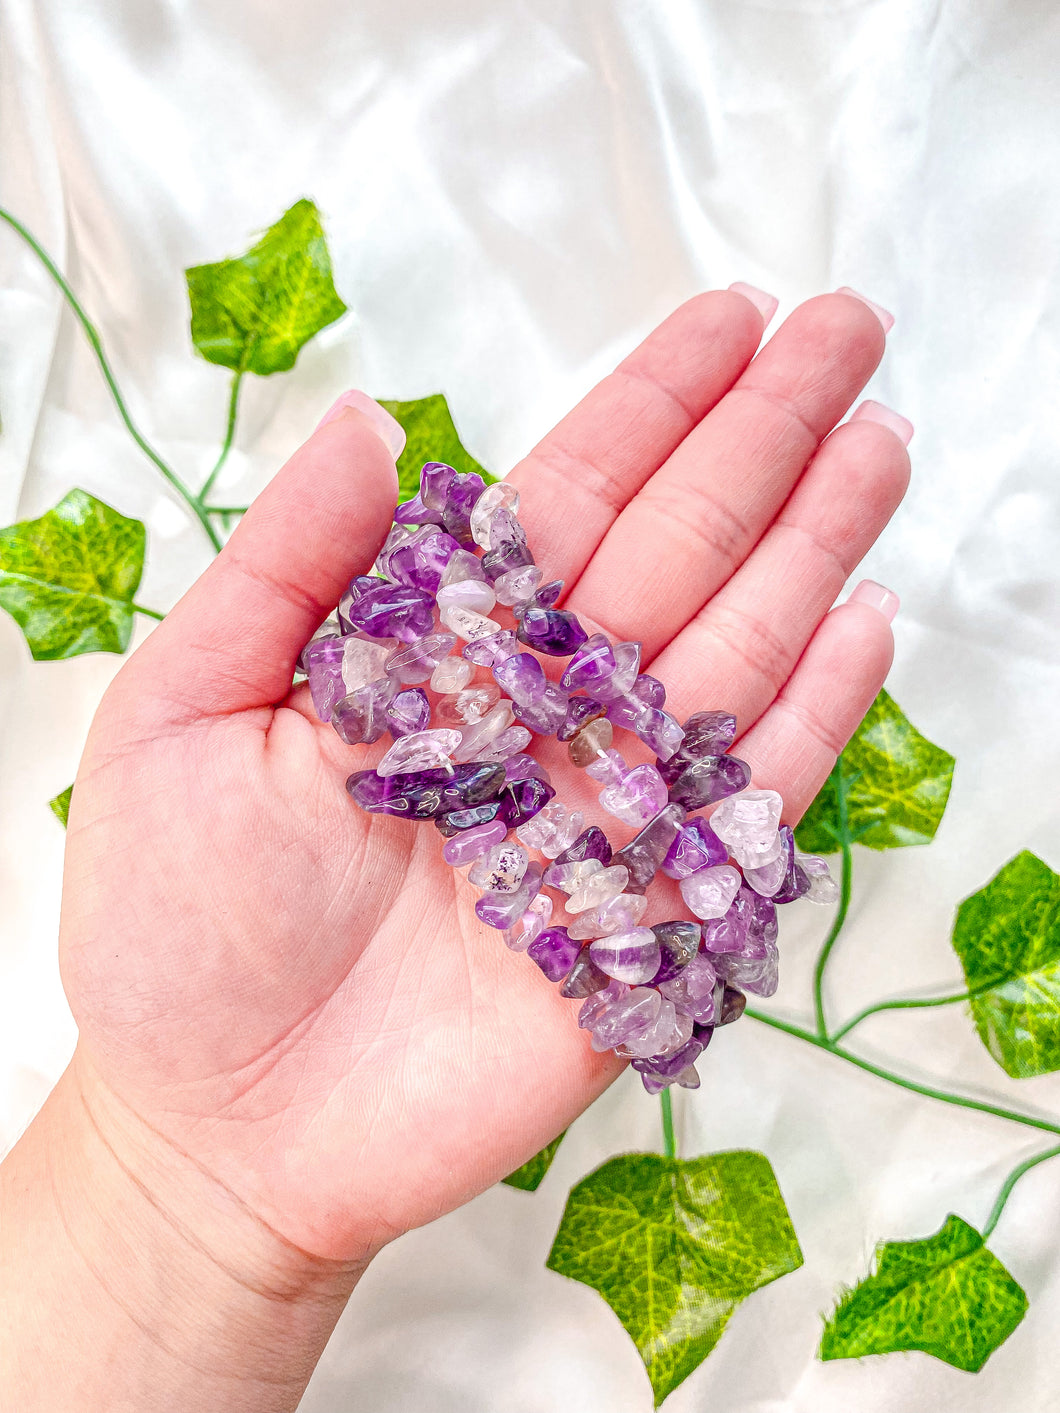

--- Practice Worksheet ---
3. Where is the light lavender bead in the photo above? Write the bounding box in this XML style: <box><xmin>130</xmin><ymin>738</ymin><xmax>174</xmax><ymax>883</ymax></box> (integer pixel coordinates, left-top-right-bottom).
<box><xmin>590</xmin><ymin>987</ymin><xmax>662</xmax><ymax>1052</ymax></box>
<box><xmin>659</xmin><ymin>952</ymin><xmax>718</xmax><ymax>1022</ymax></box>
<box><xmin>463</xmin><ymin>630</ymin><xmax>519</xmax><ymax>666</ymax></box>
<box><xmin>619</xmin><ymin>1000</ymin><xmax>693</xmax><ymax>1059</ymax></box>
<box><xmin>710</xmin><ymin>789</ymin><xmax>784</xmax><ymax>867</ymax></box>
<box><xmin>475</xmin><ymin>861</ymin><xmax>542</xmax><ymax>929</ymax></box>
<box><xmin>566</xmin><ymin>865</ymin><xmax>630</xmax><ymax>913</ymax></box>
<box><xmin>452</xmin><ymin>701</ymin><xmax>516</xmax><ymax>762</ymax></box>
<box><xmin>440</xmin><ymin>604</ymin><xmax>504</xmax><ymax>643</ymax></box>
<box><xmin>589</xmin><ymin>928</ymin><xmax>663</xmax><ymax>985</ymax></box>
<box><xmin>437</xmin><ymin>684</ymin><xmax>502</xmax><ymax>725</ymax></box>
<box><xmin>385</xmin><ymin>632</ymin><xmax>458</xmax><ymax>685</ymax></box>
<box><xmin>469</xmin><ymin>840</ymin><xmax>529</xmax><ymax>892</ymax></box>
<box><xmin>377</xmin><ymin>728</ymin><xmax>463</xmax><ymax>776</ymax></box>
<box><xmin>586</xmin><ymin>748</ymin><xmax>627</xmax><ymax>786</ymax></box>
<box><xmin>442</xmin><ymin>820</ymin><xmax>508</xmax><ymax>867</ymax></box>
<box><xmin>577</xmin><ymin>979</ymin><xmax>628</xmax><ymax>1030</ymax></box>
<box><xmin>470</xmin><ymin>724</ymin><xmax>534</xmax><ymax>765</ymax></box>
<box><xmin>439</xmin><ymin>548</ymin><xmax>487</xmax><ymax>586</ymax></box>
<box><xmin>599</xmin><ymin>763</ymin><xmax>669</xmax><ymax>826</ymax></box>
<box><xmin>341</xmin><ymin>637</ymin><xmax>392</xmax><ymax>694</ymax></box>
<box><xmin>469</xmin><ymin>480</ymin><xmax>520</xmax><ymax>549</ymax></box>
<box><xmin>567</xmin><ymin>892</ymin><xmax>648</xmax><ymax>939</ymax></box>
<box><xmin>798</xmin><ymin>854</ymin><xmax>841</xmax><ymax>905</ymax></box>
<box><xmin>504</xmin><ymin>894</ymin><xmax>554</xmax><ymax>952</ymax></box>
<box><xmin>516</xmin><ymin>801</ymin><xmax>585</xmax><ymax>858</ymax></box>
<box><xmin>494</xmin><ymin>564</ymin><xmax>543</xmax><ymax>606</ymax></box>
<box><xmin>504</xmin><ymin>753</ymin><xmax>552</xmax><ymax>785</ymax></box>
<box><xmin>679</xmin><ymin>864</ymin><xmax>743</xmax><ymax>920</ymax></box>
<box><xmin>430</xmin><ymin>655</ymin><xmax>474</xmax><ymax>693</ymax></box>
<box><xmin>436</xmin><ymin>579</ymin><xmax>497</xmax><ymax>616</ymax></box>
<box><xmin>592</xmin><ymin>641</ymin><xmax>642</xmax><ymax>702</ymax></box>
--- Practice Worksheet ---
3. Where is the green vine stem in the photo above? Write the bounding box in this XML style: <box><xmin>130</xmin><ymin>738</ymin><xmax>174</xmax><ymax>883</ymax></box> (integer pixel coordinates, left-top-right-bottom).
<box><xmin>660</xmin><ymin>1089</ymin><xmax>677</xmax><ymax>1160</ymax></box>
<box><xmin>830</xmin><ymin>986</ymin><xmax>994</xmax><ymax>1044</ymax></box>
<box><xmin>744</xmin><ymin>1006</ymin><xmax>1060</xmax><ymax>1140</ymax></box>
<box><xmin>199</xmin><ymin>369</ymin><xmax>244</xmax><ymax>505</ymax></box>
<box><xmin>811</xmin><ymin>759</ymin><xmax>853</xmax><ymax>1039</ymax></box>
<box><xmin>132</xmin><ymin>603</ymin><xmax>166</xmax><ymax>622</ymax></box>
<box><xmin>983</xmin><ymin>1142</ymin><xmax>1060</xmax><ymax>1240</ymax></box>
<box><xmin>0</xmin><ymin>204</ymin><xmax>224</xmax><ymax>553</ymax></box>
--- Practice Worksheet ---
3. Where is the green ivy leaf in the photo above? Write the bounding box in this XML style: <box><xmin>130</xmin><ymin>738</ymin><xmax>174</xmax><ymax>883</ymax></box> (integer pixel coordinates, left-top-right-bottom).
<box><xmin>820</xmin><ymin>1214</ymin><xmax>1027</xmax><ymax>1372</ymax></box>
<box><xmin>49</xmin><ymin>785</ymin><xmax>73</xmax><ymax>828</ymax></box>
<box><xmin>378</xmin><ymin>394</ymin><xmax>494</xmax><ymax>504</ymax></box>
<box><xmin>0</xmin><ymin>489</ymin><xmax>145</xmax><ymax>659</ymax></box>
<box><xmin>951</xmin><ymin>851</ymin><xmax>1060</xmax><ymax>1077</ymax></box>
<box><xmin>547</xmin><ymin>1151</ymin><xmax>802</xmax><ymax>1405</ymax></box>
<box><xmin>186</xmin><ymin>199</ymin><xmax>347</xmax><ymax>375</ymax></box>
<box><xmin>502</xmin><ymin>1132</ymin><xmax>566</xmax><ymax>1191</ymax></box>
<box><xmin>795</xmin><ymin>689</ymin><xmax>954</xmax><ymax>854</ymax></box>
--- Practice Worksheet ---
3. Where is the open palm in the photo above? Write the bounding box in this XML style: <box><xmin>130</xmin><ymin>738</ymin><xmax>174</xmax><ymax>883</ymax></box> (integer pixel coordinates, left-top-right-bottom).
<box><xmin>59</xmin><ymin>289</ymin><xmax>909</xmax><ymax>1265</ymax></box>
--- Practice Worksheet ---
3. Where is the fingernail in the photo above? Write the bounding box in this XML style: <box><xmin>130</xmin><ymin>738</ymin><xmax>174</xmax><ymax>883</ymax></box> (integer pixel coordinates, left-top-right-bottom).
<box><xmin>315</xmin><ymin>390</ymin><xmax>407</xmax><ymax>459</ymax></box>
<box><xmin>850</xmin><ymin>399</ymin><xmax>914</xmax><ymax>446</ymax></box>
<box><xmin>728</xmin><ymin>281</ymin><xmax>779</xmax><ymax>327</ymax></box>
<box><xmin>835</xmin><ymin>286</ymin><xmax>895</xmax><ymax>333</ymax></box>
<box><xmin>849</xmin><ymin>579</ymin><xmax>900</xmax><ymax>623</ymax></box>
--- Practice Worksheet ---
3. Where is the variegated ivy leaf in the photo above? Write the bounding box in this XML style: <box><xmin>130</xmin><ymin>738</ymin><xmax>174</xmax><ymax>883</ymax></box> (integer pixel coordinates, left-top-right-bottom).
<box><xmin>795</xmin><ymin>689</ymin><xmax>954</xmax><ymax>854</ymax></box>
<box><xmin>186</xmin><ymin>199</ymin><xmax>346</xmax><ymax>375</ymax></box>
<box><xmin>0</xmin><ymin>489</ymin><xmax>146</xmax><ymax>659</ymax></box>
<box><xmin>820</xmin><ymin>1214</ymin><xmax>1027</xmax><ymax>1371</ymax></box>
<box><xmin>502</xmin><ymin>1132</ymin><xmax>565</xmax><ymax>1192</ymax></box>
<box><xmin>952</xmin><ymin>850</ymin><xmax>1060</xmax><ymax>1077</ymax></box>
<box><xmin>49</xmin><ymin>785</ymin><xmax>73</xmax><ymax>828</ymax></box>
<box><xmin>547</xmin><ymin>1151</ymin><xmax>802</xmax><ymax>1405</ymax></box>
<box><xmin>378</xmin><ymin>394</ymin><xmax>494</xmax><ymax>504</ymax></box>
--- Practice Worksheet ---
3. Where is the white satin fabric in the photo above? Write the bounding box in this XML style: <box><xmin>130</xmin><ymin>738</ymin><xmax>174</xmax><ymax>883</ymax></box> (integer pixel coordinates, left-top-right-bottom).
<box><xmin>3</xmin><ymin>2</ymin><xmax>1060</xmax><ymax>1409</ymax></box>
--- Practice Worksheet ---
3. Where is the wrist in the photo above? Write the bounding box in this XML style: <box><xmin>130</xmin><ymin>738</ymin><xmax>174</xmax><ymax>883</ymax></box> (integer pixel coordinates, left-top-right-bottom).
<box><xmin>1</xmin><ymin>1051</ymin><xmax>366</xmax><ymax>1412</ymax></box>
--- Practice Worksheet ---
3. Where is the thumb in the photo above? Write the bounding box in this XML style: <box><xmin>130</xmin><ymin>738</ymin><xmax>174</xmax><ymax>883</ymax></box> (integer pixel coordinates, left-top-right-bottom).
<box><xmin>122</xmin><ymin>396</ymin><xmax>402</xmax><ymax>724</ymax></box>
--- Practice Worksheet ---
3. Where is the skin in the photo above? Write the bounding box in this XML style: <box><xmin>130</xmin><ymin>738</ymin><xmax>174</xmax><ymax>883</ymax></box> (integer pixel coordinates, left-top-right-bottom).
<box><xmin>0</xmin><ymin>289</ymin><xmax>910</xmax><ymax>1411</ymax></box>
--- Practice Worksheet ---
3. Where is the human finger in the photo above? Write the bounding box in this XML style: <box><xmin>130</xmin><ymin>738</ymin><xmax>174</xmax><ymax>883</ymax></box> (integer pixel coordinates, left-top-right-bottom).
<box><xmin>567</xmin><ymin>291</ymin><xmax>891</xmax><ymax>658</ymax></box>
<box><xmin>650</xmin><ymin>407</ymin><xmax>911</xmax><ymax>731</ymax></box>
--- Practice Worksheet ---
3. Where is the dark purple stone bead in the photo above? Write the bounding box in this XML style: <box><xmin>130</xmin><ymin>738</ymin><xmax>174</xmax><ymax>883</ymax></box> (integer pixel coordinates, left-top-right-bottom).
<box><xmin>658</xmin><ymin>710</ymin><xmax>739</xmax><ymax>785</ymax></box>
<box><xmin>553</xmin><ymin>825</ymin><xmax>613</xmax><ymax>868</ymax></box>
<box><xmin>770</xmin><ymin>828</ymin><xmax>811</xmax><ymax>903</ymax></box>
<box><xmin>346</xmin><ymin>583</ymin><xmax>436</xmax><ymax>643</ymax></box>
<box><xmin>748</xmin><ymin>891</ymin><xmax>779</xmax><ymax>946</ymax></box>
<box><xmin>493</xmin><ymin>652</ymin><xmax>546</xmax><ymax>705</ymax></box>
<box><xmin>434</xmin><ymin>801</ymin><xmax>504</xmax><ymax>837</ymax></box>
<box><xmin>561</xmin><ymin>634</ymin><xmax>617</xmax><ymax>692</ymax></box>
<box><xmin>477</xmin><ymin>506</ymin><xmax>529</xmax><ymax>576</ymax></box>
<box><xmin>386</xmin><ymin>529</ymin><xmax>461</xmax><ymax>595</ymax></box>
<box><xmin>631</xmin><ymin>1036</ymin><xmax>705</xmax><ymax>1080</ymax></box>
<box><xmin>717</xmin><ymin>984</ymin><xmax>746</xmax><ymax>1026</ymax></box>
<box><xmin>559</xmin><ymin>950</ymin><xmax>611</xmax><ymax>998</ymax></box>
<box><xmin>661</xmin><ymin>817</ymin><xmax>729</xmax><ymax>879</ymax></box>
<box><xmin>650</xmin><ymin>920</ymin><xmax>702</xmax><ymax>985</ymax></box>
<box><xmin>558</xmin><ymin>696</ymin><xmax>607</xmax><ymax>741</ymax></box>
<box><xmin>463</xmin><ymin>630</ymin><xmax>519</xmax><ymax>666</ymax></box>
<box><xmin>385</xmin><ymin>687</ymin><xmax>431</xmax><ymax>737</ymax></box>
<box><xmin>527</xmin><ymin>926</ymin><xmax>582</xmax><ymax>982</ymax></box>
<box><xmin>517</xmin><ymin>607</ymin><xmax>588</xmax><ymax>656</ymax></box>
<box><xmin>347</xmin><ymin>761</ymin><xmax>505</xmax><ymax>819</ymax></box>
<box><xmin>496</xmin><ymin>776</ymin><xmax>556</xmax><ymax>829</ymax></box>
<box><xmin>612</xmin><ymin>804</ymin><xmax>686</xmax><ymax>893</ymax></box>
<box><xmin>394</xmin><ymin>492</ymin><xmax>443</xmax><ymax>525</ymax></box>
<box><xmin>667</xmin><ymin>754</ymin><xmax>752</xmax><ymax>809</ymax></box>
<box><xmin>527</xmin><ymin>579</ymin><xmax>564</xmax><ymax>611</ymax></box>
<box><xmin>441</xmin><ymin>472</ymin><xmax>488</xmax><ymax>545</ymax></box>
<box><xmin>513</xmin><ymin>682</ymin><xmax>569</xmax><ymax>735</ymax></box>
<box><xmin>338</xmin><ymin>574</ymin><xmax>388</xmax><ymax>632</ymax></box>
<box><xmin>420</xmin><ymin>461</ymin><xmax>457</xmax><ymax>511</ymax></box>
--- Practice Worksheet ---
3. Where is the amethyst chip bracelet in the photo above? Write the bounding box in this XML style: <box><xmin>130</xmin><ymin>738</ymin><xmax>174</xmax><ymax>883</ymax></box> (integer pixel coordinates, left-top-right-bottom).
<box><xmin>298</xmin><ymin>460</ymin><xmax>838</xmax><ymax>1093</ymax></box>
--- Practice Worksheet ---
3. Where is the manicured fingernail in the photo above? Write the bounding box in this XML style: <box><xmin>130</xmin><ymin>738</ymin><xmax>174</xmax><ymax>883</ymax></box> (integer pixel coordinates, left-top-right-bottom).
<box><xmin>728</xmin><ymin>281</ymin><xmax>779</xmax><ymax>327</ymax></box>
<box><xmin>316</xmin><ymin>390</ymin><xmax>406</xmax><ymax>459</ymax></box>
<box><xmin>849</xmin><ymin>579</ymin><xmax>900</xmax><ymax>623</ymax></box>
<box><xmin>835</xmin><ymin>286</ymin><xmax>895</xmax><ymax>333</ymax></box>
<box><xmin>850</xmin><ymin>399</ymin><xmax>914</xmax><ymax>446</ymax></box>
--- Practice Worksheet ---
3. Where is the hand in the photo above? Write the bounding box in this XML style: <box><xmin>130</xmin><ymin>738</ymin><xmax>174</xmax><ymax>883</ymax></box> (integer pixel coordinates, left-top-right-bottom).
<box><xmin>58</xmin><ymin>288</ymin><xmax>908</xmax><ymax>1269</ymax></box>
